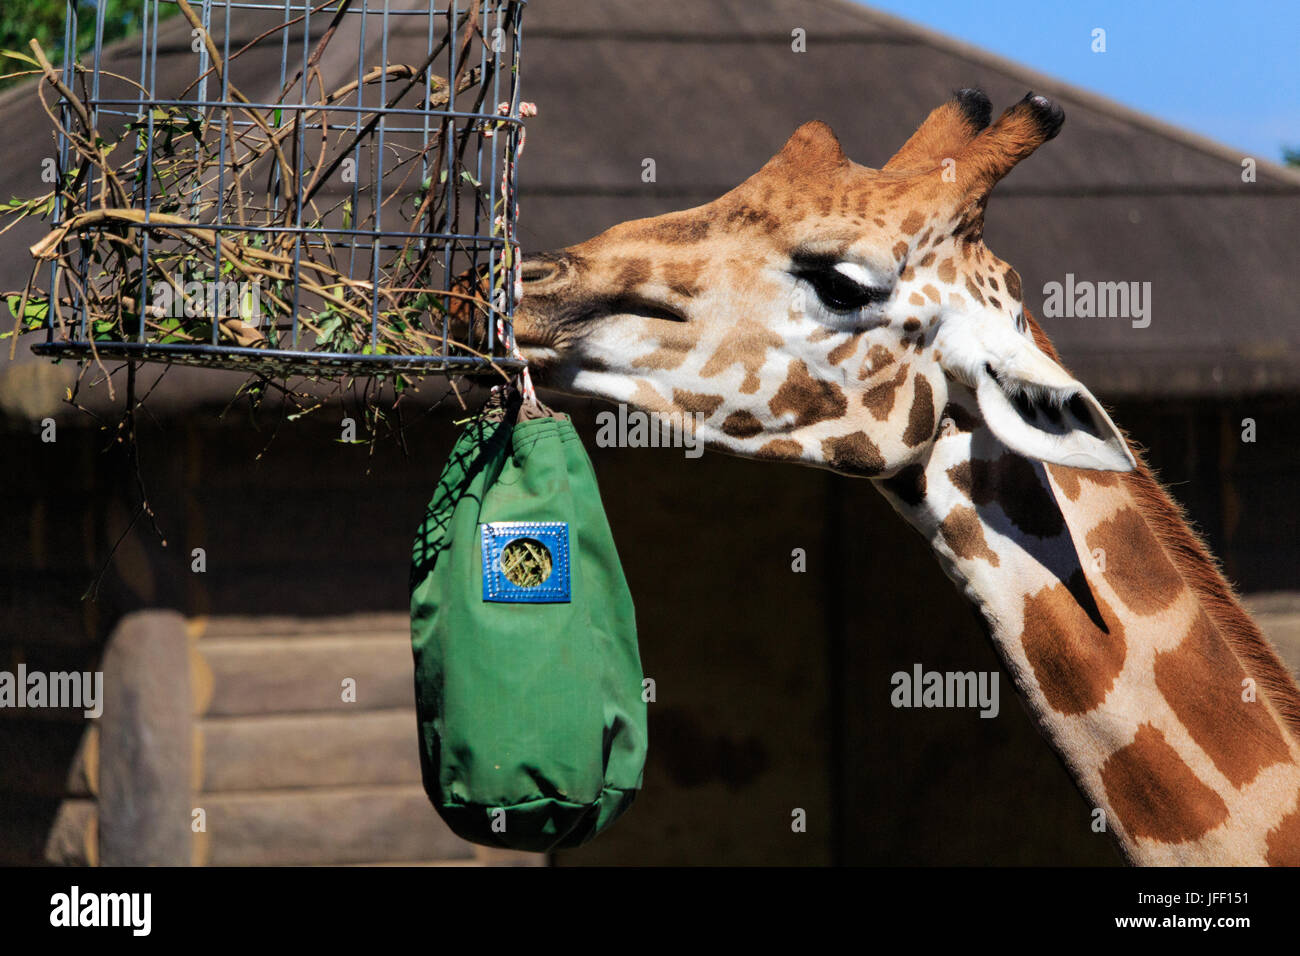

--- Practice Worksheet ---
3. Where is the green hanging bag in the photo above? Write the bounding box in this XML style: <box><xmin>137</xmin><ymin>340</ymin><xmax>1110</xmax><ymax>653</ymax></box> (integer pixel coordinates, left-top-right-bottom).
<box><xmin>410</xmin><ymin>396</ymin><xmax>647</xmax><ymax>852</ymax></box>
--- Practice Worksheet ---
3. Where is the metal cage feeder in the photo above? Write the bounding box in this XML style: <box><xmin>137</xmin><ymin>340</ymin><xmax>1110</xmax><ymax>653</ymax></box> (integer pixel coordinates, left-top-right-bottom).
<box><xmin>31</xmin><ymin>0</ymin><xmax>528</xmax><ymax>380</ymax></box>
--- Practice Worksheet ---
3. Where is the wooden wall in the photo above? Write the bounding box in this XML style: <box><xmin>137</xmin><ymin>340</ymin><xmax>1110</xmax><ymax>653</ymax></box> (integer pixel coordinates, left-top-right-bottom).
<box><xmin>0</xmin><ymin>391</ymin><xmax>1295</xmax><ymax>864</ymax></box>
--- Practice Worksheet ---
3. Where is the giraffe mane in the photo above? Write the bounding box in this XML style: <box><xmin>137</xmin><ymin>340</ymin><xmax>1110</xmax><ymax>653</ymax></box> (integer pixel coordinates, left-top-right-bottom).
<box><xmin>1024</xmin><ymin>312</ymin><xmax>1300</xmax><ymax>742</ymax></box>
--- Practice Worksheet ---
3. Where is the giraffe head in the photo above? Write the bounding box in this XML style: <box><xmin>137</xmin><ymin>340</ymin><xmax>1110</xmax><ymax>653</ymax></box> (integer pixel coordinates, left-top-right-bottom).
<box><xmin>514</xmin><ymin>91</ymin><xmax>1134</xmax><ymax>477</ymax></box>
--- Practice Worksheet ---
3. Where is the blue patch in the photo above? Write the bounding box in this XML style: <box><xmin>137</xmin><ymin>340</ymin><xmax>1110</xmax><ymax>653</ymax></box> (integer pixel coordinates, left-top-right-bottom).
<box><xmin>480</xmin><ymin>521</ymin><xmax>571</xmax><ymax>603</ymax></box>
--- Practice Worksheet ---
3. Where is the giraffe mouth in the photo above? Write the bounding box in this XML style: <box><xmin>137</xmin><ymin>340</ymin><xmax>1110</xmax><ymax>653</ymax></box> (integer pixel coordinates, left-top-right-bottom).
<box><xmin>513</xmin><ymin>295</ymin><xmax>685</xmax><ymax>368</ymax></box>
<box><xmin>518</xmin><ymin>344</ymin><xmax>560</xmax><ymax>364</ymax></box>
<box><xmin>597</xmin><ymin>296</ymin><xmax>688</xmax><ymax>325</ymax></box>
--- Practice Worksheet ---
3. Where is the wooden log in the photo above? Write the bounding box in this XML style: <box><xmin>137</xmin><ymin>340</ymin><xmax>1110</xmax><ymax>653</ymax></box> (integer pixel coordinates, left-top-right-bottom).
<box><xmin>199</xmin><ymin>633</ymin><xmax>415</xmax><ymax>716</ymax></box>
<box><xmin>98</xmin><ymin>610</ymin><xmax>193</xmax><ymax>865</ymax></box>
<box><xmin>201</xmin><ymin>612</ymin><xmax>408</xmax><ymax>639</ymax></box>
<box><xmin>198</xmin><ymin>785</ymin><xmax>475</xmax><ymax>865</ymax></box>
<box><xmin>198</xmin><ymin>710</ymin><xmax>420</xmax><ymax>791</ymax></box>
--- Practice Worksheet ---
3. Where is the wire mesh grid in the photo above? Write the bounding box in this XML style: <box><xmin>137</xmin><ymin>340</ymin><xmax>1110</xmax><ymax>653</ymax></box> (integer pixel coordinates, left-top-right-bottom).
<box><xmin>30</xmin><ymin>0</ymin><xmax>528</xmax><ymax>379</ymax></box>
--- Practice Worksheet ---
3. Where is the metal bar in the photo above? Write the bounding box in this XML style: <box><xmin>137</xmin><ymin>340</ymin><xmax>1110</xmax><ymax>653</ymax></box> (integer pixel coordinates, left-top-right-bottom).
<box><xmin>45</xmin><ymin>0</ymin><xmax>526</xmax><ymax>378</ymax></box>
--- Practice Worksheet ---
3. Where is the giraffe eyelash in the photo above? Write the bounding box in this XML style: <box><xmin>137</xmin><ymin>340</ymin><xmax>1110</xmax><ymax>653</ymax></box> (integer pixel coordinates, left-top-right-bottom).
<box><xmin>794</xmin><ymin>262</ymin><xmax>891</xmax><ymax>313</ymax></box>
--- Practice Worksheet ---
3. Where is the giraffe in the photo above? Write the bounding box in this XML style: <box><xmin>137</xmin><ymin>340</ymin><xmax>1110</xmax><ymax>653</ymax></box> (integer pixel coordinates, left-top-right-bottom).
<box><xmin>510</xmin><ymin>90</ymin><xmax>1300</xmax><ymax>865</ymax></box>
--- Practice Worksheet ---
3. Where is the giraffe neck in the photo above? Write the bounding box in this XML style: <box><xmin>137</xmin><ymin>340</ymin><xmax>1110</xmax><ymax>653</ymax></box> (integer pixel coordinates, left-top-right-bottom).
<box><xmin>876</xmin><ymin>385</ymin><xmax>1300</xmax><ymax>865</ymax></box>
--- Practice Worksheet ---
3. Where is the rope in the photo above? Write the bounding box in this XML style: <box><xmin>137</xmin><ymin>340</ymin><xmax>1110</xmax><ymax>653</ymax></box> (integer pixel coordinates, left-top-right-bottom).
<box><xmin>493</xmin><ymin>98</ymin><xmax>536</xmax><ymax>406</ymax></box>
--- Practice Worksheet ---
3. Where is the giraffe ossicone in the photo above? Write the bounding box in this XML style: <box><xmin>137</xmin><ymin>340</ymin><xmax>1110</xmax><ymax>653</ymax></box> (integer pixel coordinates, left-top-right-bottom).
<box><xmin>513</xmin><ymin>91</ymin><xmax>1300</xmax><ymax>866</ymax></box>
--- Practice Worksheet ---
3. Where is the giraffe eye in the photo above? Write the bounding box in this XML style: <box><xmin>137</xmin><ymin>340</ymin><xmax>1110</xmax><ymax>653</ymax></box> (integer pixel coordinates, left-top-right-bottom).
<box><xmin>796</xmin><ymin>263</ymin><xmax>889</xmax><ymax>313</ymax></box>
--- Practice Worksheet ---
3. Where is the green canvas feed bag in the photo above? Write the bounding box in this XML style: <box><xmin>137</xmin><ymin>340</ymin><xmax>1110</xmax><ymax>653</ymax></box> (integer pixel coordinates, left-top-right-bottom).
<box><xmin>410</xmin><ymin>397</ymin><xmax>648</xmax><ymax>852</ymax></box>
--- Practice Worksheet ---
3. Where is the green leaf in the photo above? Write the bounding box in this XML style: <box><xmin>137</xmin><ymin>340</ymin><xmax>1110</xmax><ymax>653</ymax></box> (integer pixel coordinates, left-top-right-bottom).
<box><xmin>155</xmin><ymin>317</ymin><xmax>187</xmax><ymax>344</ymax></box>
<box><xmin>0</xmin><ymin>50</ymin><xmax>39</xmax><ymax>68</ymax></box>
<box><xmin>316</xmin><ymin>314</ymin><xmax>343</xmax><ymax>346</ymax></box>
<box><xmin>7</xmin><ymin>295</ymin><xmax>48</xmax><ymax>323</ymax></box>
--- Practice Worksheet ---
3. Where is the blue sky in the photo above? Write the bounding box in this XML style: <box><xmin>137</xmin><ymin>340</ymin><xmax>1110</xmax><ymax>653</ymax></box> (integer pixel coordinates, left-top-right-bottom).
<box><xmin>855</xmin><ymin>0</ymin><xmax>1299</xmax><ymax>162</ymax></box>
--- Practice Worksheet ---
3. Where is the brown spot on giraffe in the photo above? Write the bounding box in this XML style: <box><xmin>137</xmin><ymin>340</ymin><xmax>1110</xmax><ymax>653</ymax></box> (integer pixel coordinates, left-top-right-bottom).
<box><xmin>1048</xmin><ymin>464</ymin><xmax>1082</xmax><ymax>501</ymax></box>
<box><xmin>1003</xmin><ymin>267</ymin><xmax>1022</xmax><ymax>301</ymax></box>
<box><xmin>1022</xmin><ymin>576</ymin><xmax>1126</xmax><ymax>715</ymax></box>
<box><xmin>917</xmin><ymin>252</ymin><xmax>936</xmax><ymax>268</ymax></box>
<box><xmin>901</xmin><ymin>375</ymin><xmax>936</xmax><ymax>447</ymax></box>
<box><xmin>638</xmin><ymin>216</ymin><xmax>710</xmax><ymax>244</ymax></box>
<box><xmin>908</xmin><ymin>291</ymin><xmax>926</xmax><ymax>307</ymax></box>
<box><xmin>965</xmin><ymin>276</ymin><xmax>986</xmax><ymax>306</ymax></box>
<box><xmin>807</xmin><ymin>325</ymin><xmax>836</xmax><ymax>342</ymax></box>
<box><xmin>699</xmin><ymin>317</ymin><xmax>783</xmax><ymax>393</ymax></box>
<box><xmin>756</xmin><ymin>438</ymin><xmax>803</xmax><ymax>461</ymax></box>
<box><xmin>769</xmin><ymin>360</ymin><xmax>849</xmax><ymax>427</ymax></box>
<box><xmin>899</xmin><ymin>210</ymin><xmax>925</xmax><ymax>235</ymax></box>
<box><xmin>891</xmin><ymin>241</ymin><xmax>908</xmax><ymax>261</ymax></box>
<box><xmin>1047</xmin><ymin>463</ymin><xmax>1120</xmax><ymax>501</ymax></box>
<box><xmin>631</xmin><ymin>323</ymin><xmax>701</xmax><ymax>371</ymax></box>
<box><xmin>921</xmin><ymin>284</ymin><xmax>941</xmax><ymax>303</ymax></box>
<box><xmin>726</xmin><ymin>203</ymin><xmax>781</xmax><ymax>233</ymax></box>
<box><xmin>862</xmin><ymin>363</ymin><xmax>909</xmax><ymax>420</ymax></box>
<box><xmin>615</xmin><ymin>257</ymin><xmax>652</xmax><ymax>289</ymax></box>
<box><xmin>947</xmin><ymin>460</ymin><xmax>972</xmax><ymax>497</ymax></box>
<box><xmin>1265</xmin><ymin>793</ymin><xmax>1300</xmax><ymax>865</ymax></box>
<box><xmin>940</xmin><ymin>505</ymin><xmax>1000</xmax><ymax>566</ymax></box>
<box><xmin>720</xmin><ymin>410</ymin><xmax>763</xmax><ymax>439</ymax></box>
<box><xmin>1101</xmin><ymin>724</ymin><xmax>1230</xmax><ymax>843</ymax></box>
<box><xmin>937</xmin><ymin>258</ymin><xmax>956</xmax><ymax>283</ymax></box>
<box><xmin>903</xmin><ymin>317</ymin><xmax>921</xmax><ymax>333</ymax></box>
<box><xmin>663</xmin><ymin>259</ymin><xmax>704</xmax><ymax>298</ymax></box>
<box><xmin>1154</xmin><ymin>610</ymin><xmax>1291</xmax><ymax>788</ymax></box>
<box><xmin>628</xmin><ymin>380</ymin><xmax>669</xmax><ymax>415</ymax></box>
<box><xmin>860</xmin><ymin>344</ymin><xmax>895</xmax><ymax>379</ymax></box>
<box><xmin>827</xmin><ymin>333</ymin><xmax>861</xmax><ymax>366</ymax></box>
<box><xmin>822</xmin><ymin>431</ymin><xmax>884</xmax><ymax>475</ymax></box>
<box><xmin>671</xmin><ymin>390</ymin><xmax>724</xmax><ymax>418</ymax></box>
<box><xmin>1086</xmin><ymin>507</ymin><xmax>1184</xmax><ymax>615</ymax></box>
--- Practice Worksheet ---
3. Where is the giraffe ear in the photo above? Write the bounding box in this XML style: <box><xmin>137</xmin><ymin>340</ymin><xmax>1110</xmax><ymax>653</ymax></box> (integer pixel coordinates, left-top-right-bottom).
<box><xmin>937</xmin><ymin>321</ymin><xmax>1135</xmax><ymax>471</ymax></box>
<box><xmin>883</xmin><ymin>88</ymin><xmax>991</xmax><ymax>172</ymax></box>
<box><xmin>971</xmin><ymin>340</ymin><xmax>1135</xmax><ymax>471</ymax></box>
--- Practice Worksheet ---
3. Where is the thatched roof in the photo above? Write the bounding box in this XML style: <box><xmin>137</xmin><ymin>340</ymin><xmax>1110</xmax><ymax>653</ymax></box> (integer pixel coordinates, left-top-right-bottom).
<box><xmin>516</xmin><ymin>0</ymin><xmax>1300</xmax><ymax>397</ymax></box>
